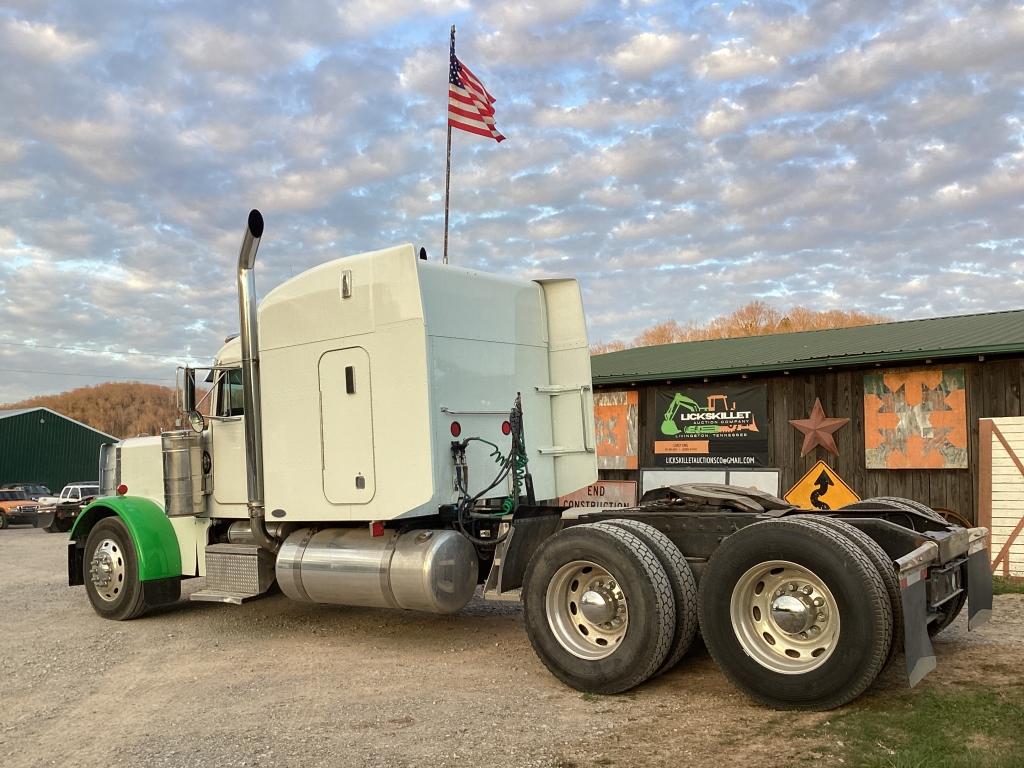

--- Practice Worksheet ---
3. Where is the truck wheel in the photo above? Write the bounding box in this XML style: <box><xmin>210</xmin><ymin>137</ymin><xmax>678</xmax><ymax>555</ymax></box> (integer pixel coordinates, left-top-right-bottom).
<box><xmin>602</xmin><ymin>518</ymin><xmax>698</xmax><ymax>675</ymax></box>
<box><xmin>83</xmin><ymin>517</ymin><xmax>152</xmax><ymax>621</ymax></box>
<box><xmin>934</xmin><ymin>507</ymin><xmax>972</xmax><ymax>529</ymax></box>
<box><xmin>522</xmin><ymin>522</ymin><xmax>675</xmax><ymax>694</ymax></box>
<box><xmin>792</xmin><ymin>515</ymin><xmax>903</xmax><ymax>669</ymax></box>
<box><xmin>0</xmin><ymin>512</ymin><xmax>7</xmax><ymax>530</ymax></box>
<box><xmin>44</xmin><ymin>517</ymin><xmax>64</xmax><ymax>533</ymax></box>
<box><xmin>928</xmin><ymin>590</ymin><xmax>967</xmax><ymax>637</ymax></box>
<box><xmin>698</xmin><ymin>518</ymin><xmax>893</xmax><ymax>710</ymax></box>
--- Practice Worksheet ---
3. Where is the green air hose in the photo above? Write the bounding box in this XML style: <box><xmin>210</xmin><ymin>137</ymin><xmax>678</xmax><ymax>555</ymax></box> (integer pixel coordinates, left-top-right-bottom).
<box><xmin>452</xmin><ymin>393</ymin><xmax>530</xmax><ymax>545</ymax></box>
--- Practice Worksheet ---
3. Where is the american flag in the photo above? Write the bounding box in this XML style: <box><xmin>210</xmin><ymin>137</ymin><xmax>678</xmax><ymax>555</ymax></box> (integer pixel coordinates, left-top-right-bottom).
<box><xmin>448</xmin><ymin>31</ymin><xmax>505</xmax><ymax>143</ymax></box>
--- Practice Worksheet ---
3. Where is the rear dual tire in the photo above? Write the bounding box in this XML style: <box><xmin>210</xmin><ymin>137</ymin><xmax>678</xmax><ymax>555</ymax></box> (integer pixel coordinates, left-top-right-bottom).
<box><xmin>792</xmin><ymin>515</ymin><xmax>903</xmax><ymax>669</ymax></box>
<box><xmin>698</xmin><ymin>518</ymin><xmax>893</xmax><ymax>710</ymax></box>
<box><xmin>602</xmin><ymin>518</ymin><xmax>699</xmax><ymax>675</ymax></box>
<box><xmin>523</xmin><ymin>522</ymin><xmax>679</xmax><ymax>694</ymax></box>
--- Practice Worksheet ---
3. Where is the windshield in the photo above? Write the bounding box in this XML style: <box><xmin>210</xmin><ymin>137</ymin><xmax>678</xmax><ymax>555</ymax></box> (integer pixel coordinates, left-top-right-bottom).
<box><xmin>0</xmin><ymin>490</ymin><xmax>28</xmax><ymax>501</ymax></box>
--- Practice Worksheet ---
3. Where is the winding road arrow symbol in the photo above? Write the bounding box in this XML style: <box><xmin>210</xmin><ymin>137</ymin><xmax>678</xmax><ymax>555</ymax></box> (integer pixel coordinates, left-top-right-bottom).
<box><xmin>810</xmin><ymin>470</ymin><xmax>834</xmax><ymax>510</ymax></box>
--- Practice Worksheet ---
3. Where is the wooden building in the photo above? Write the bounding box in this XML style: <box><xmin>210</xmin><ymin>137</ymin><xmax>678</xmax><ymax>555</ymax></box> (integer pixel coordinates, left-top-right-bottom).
<box><xmin>590</xmin><ymin>310</ymin><xmax>1024</xmax><ymax>525</ymax></box>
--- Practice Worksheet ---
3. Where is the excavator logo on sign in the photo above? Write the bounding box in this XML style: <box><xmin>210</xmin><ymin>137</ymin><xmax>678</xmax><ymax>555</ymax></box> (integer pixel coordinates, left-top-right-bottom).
<box><xmin>660</xmin><ymin>392</ymin><xmax>758</xmax><ymax>436</ymax></box>
<box><xmin>784</xmin><ymin>461</ymin><xmax>860</xmax><ymax>511</ymax></box>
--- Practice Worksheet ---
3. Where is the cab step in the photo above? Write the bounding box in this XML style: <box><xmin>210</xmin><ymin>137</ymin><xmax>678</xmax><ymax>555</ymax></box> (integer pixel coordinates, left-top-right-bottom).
<box><xmin>189</xmin><ymin>543</ymin><xmax>275</xmax><ymax>604</ymax></box>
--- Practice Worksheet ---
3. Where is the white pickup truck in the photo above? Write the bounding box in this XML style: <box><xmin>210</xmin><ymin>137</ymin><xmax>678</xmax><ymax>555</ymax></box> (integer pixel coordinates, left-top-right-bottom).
<box><xmin>37</xmin><ymin>482</ymin><xmax>99</xmax><ymax>507</ymax></box>
<box><xmin>37</xmin><ymin>482</ymin><xmax>99</xmax><ymax>533</ymax></box>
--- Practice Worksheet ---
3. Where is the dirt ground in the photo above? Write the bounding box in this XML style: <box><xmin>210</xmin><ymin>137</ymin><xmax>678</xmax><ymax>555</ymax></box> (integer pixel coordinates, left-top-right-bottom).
<box><xmin>1</xmin><ymin>527</ymin><xmax>1021</xmax><ymax>768</ymax></box>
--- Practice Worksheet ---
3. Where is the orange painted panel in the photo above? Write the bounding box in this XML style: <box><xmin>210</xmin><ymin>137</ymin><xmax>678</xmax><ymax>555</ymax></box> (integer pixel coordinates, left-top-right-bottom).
<box><xmin>594</xmin><ymin>390</ymin><xmax>638</xmax><ymax>470</ymax></box>
<box><xmin>864</xmin><ymin>368</ymin><xmax>967</xmax><ymax>469</ymax></box>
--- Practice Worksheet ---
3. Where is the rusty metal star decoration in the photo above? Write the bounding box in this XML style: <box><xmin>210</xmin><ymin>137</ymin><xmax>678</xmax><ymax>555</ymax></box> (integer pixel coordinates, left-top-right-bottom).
<box><xmin>790</xmin><ymin>398</ymin><xmax>850</xmax><ymax>457</ymax></box>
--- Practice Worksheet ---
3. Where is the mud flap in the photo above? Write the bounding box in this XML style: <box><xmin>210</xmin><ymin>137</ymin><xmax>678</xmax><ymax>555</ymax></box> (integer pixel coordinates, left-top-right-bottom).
<box><xmin>484</xmin><ymin>511</ymin><xmax>563</xmax><ymax>597</ymax></box>
<box><xmin>966</xmin><ymin>549</ymin><xmax>993</xmax><ymax>630</ymax></box>
<box><xmin>901</xmin><ymin>572</ymin><xmax>936</xmax><ymax>688</ymax></box>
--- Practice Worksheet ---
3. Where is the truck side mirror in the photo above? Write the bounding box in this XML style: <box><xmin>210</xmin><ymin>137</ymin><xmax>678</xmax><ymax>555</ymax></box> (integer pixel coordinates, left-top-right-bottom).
<box><xmin>184</xmin><ymin>368</ymin><xmax>196</xmax><ymax>412</ymax></box>
<box><xmin>188</xmin><ymin>410</ymin><xmax>206</xmax><ymax>434</ymax></box>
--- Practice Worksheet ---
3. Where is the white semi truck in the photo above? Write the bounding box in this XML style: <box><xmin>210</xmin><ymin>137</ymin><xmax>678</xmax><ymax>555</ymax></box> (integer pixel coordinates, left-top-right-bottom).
<box><xmin>69</xmin><ymin>211</ymin><xmax>992</xmax><ymax>710</ymax></box>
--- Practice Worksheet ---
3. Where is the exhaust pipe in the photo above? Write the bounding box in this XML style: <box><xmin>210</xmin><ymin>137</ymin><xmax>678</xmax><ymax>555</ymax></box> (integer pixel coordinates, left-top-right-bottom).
<box><xmin>236</xmin><ymin>209</ymin><xmax>278</xmax><ymax>553</ymax></box>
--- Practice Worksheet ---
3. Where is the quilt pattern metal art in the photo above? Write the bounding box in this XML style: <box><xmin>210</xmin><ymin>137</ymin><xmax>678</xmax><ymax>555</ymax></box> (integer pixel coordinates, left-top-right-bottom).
<box><xmin>864</xmin><ymin>368</ymin><xmax>968</xmax><ymax>469</ymax></box>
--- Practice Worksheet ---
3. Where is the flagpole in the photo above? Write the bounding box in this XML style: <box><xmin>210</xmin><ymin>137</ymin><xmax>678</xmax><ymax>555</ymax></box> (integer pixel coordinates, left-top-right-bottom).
<box><xmin>443</xmin><ymin>24</ymin><xmax>455</xmax><ymax>265</ymax></box>
<box><xmin>443</xmin><ymin>124</ymin><xmax>452</xmax><ymax>265</ymax></box>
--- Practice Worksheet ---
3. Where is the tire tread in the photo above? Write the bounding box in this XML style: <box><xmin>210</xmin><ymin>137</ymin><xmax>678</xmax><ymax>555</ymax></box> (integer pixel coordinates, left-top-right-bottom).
<box><xmin>588</xmin><ymin>523</ymin><xmax>675</xmax><ymax>686</ymax></box>
<box><xmin>791</xmin><ymin>515</ymin><xmax>902</xmax><ymax>669</ymax></box>
<box><xmin>601</xmin><ymin>518</ymin><xmax>698</xmax><ymax>674</ymax></box>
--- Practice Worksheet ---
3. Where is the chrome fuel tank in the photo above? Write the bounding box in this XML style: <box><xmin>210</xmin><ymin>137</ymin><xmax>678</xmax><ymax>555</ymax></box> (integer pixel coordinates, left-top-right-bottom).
<box><xmin>276</xmin><ymin>527</ymin><xmax>478</xmax><ymax>614</ymax></box>
<box><xmin>161</xmin><ymin>430</ymin><xmax>203</xmax><ymax>517</ymax></box>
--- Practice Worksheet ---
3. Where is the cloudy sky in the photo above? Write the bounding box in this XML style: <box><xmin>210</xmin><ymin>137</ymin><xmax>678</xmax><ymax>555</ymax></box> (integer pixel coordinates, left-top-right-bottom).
<box><xmin>1</xmin><ymin>0</ymin><xmax>1022</xmax><ymax>403</ymax></box>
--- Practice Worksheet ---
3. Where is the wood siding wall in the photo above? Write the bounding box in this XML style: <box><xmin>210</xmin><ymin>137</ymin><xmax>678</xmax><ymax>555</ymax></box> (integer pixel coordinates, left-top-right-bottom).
<box><xmin>597</xmin><ymin>355</ymin><xmax>1024</xmax><ymax>523</ymax></box>
<box><xmin>978</xmin><ymin>418</ymin><xmax>1024</xmax><ymax>577</ymax></box>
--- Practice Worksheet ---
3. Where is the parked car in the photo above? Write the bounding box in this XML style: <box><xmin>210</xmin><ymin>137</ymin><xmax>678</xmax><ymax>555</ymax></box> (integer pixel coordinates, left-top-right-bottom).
<box><xmin>37</xmin><ymin>482</ymin><xmax>100</xmax><ymax>507</ymax></box>
<box><xmin>36</xmin><ymin>482</ymin><xmax>99</xmax><ymax>533</ymax></box>
<box><xmin>0</xmin><ymin>482</ymin><xmax>52</xmax><ymax>501</ymax></box>
<box><xmin>0</xmin><ymin>489</ymin><xmax>41</xmax><ymax>529</ymax></box>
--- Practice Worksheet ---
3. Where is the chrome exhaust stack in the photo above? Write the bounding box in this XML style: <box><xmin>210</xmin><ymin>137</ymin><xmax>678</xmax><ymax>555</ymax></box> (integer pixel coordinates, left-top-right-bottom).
<box><xmin>236</xmin><ymin>209</ymin><xmax>278</xmax><ymax>553</ymax></box>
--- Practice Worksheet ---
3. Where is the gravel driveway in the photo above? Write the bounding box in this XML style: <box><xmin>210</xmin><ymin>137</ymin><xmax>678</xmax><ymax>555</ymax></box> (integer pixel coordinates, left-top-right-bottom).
<box><xmin>2</xmin><ymin>527</ymin><xmax>1020</xmax><ymax>768</ymax></box>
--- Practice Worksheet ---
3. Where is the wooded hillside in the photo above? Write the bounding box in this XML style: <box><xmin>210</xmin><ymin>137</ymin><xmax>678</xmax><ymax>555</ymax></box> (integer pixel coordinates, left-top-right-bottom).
<box><xmin>591</xmin><ymin>300</ymin><xmax>889</xmax><ymax>353</ymax></box>
<box><xmin>2</xmin><ymin>382</ymin><xmax>180</xmax><ymax>438</ymax></box>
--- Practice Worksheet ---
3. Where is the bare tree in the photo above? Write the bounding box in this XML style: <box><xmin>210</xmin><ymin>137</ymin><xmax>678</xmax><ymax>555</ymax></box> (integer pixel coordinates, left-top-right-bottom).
<box><xmin>592</xmin><ymin>301</ymin><xmax>888</xmax><ymax>353</ymax></box>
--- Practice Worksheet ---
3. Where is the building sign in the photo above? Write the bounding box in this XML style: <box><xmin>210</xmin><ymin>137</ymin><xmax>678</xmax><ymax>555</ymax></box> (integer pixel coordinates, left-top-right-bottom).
<box><xmin>653</xmin><ymin>385</ymin><xmax>769</xmax><ymax>467</ymax></box>
<box><xmin>864</xmin><ymin>368</ymin><xmax>968</xmax><ymax>469</ymax></box>
<box><xmin>784</xmin><ymin>461</ymin><xmax>860</xmax><ymax>511</ymax></box>
<box><xmin>559</xmin><ymin>481</ymin><xmax>638</xmax><ymax>509</ymax></box>
<box><xmin>595</xmin><ymin>390</ymin><xmax>639</xmax><ymax>470</ymax></box>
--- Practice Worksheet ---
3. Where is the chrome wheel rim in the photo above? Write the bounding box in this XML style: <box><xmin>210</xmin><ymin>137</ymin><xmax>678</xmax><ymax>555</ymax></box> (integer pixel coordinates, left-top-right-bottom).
<box><xmin>729</xmin><ymin>559</ymin><xmax>839</xmax><ymax>674</ymax></box>
<box><xmin>545</xmin><ymin>560</ymin><xmax>628</xmax><ymax>660</ymax></box>
<box><xmin>89</xmin><ymin>538</ymin><xmax>126</xmax><ymax>602</ymax></box>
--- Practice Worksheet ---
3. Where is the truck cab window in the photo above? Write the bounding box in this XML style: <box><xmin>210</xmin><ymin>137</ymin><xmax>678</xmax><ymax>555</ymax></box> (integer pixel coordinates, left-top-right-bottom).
<box><xmin>216</xmin><ymin>368</ymin><xmax>245</xmax><ymax>417</ymax></box>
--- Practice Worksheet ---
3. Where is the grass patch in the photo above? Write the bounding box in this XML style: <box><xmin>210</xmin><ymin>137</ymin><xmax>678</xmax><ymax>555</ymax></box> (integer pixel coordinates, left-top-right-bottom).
<box><xmin>828</xmin><ymin>688</ymin><xmax>1024</xmax><ymax>768</ymax></box>
<box><xmin>992</xmin><ymin>577</ymin><xmax>1024</xmax><ymax>595</ymax></box>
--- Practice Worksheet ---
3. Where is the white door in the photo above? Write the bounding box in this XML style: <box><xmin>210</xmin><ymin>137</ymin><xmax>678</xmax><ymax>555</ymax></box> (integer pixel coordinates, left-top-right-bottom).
<box><xmin>319</xmin><ymin>348</ymin><xmax>375</xmax><ymax>505</ymax></box>
<box><xmin>211</xmin><ymin>368</ymin><xmax>248</xmax><ymax>508</ymax></box>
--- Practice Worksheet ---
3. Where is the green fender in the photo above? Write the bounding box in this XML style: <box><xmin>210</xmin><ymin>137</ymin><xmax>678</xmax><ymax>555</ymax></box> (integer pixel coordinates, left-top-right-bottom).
<box><xmin>71</xmin><ymin>496</ymin><xmax>182</xmax><ymax>581</ymax></box>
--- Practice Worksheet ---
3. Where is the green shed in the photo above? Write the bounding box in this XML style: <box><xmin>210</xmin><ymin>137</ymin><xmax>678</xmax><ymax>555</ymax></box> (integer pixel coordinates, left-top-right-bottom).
<box><xmin>0</xmin><ymin>407</ymin><xmax>115</xmax><ymax>494</ymax></box>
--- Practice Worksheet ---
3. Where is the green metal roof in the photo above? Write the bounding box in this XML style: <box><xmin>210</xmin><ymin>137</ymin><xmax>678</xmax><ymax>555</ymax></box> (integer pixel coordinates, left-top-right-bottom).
<box><xmin>592</xmin><ymin>309</ymin><xmax>1024</xmax><ymax>385</ymax></box>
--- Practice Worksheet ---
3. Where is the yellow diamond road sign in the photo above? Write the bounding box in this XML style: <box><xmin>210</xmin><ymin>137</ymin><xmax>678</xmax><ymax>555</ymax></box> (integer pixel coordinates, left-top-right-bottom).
<box><xmin>784</xmin><ymin>460</ymin><xmax>860</xmax><ymax>511</ymax></box>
